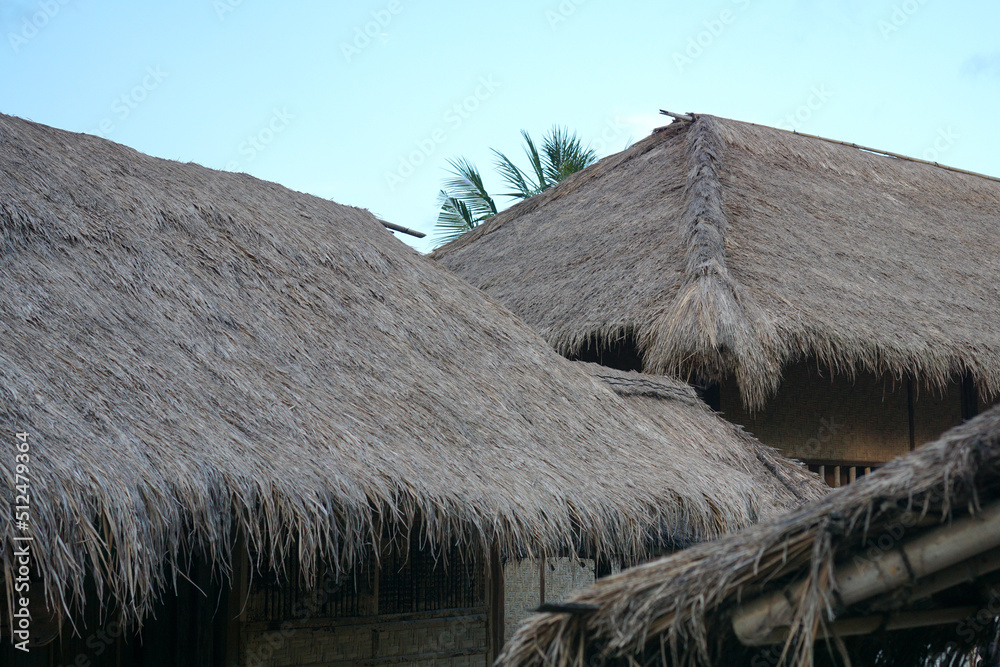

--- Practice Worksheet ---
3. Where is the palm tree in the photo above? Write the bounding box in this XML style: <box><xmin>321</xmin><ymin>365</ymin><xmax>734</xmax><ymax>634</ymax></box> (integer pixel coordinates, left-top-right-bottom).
<box><xmin>433</xmin><ymin>126</ymin><xmax>597</xmax><ymax>246</ymax></box>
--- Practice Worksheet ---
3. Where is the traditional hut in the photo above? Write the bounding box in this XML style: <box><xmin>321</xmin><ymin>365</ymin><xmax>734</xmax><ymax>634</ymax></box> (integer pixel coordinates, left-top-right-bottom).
<box><xmin>0</xmin><ymin>113</ymin><xmax>824</xmax><ymax>666</ymax></box>
<box><xmin>433</xmin><ymin>113</ymin><xmax>1000</xmax><ymax>482</ymax></box>
<box><xmin>501</xmin><ymin>404</ymin><xmax>1000</xmax><ymax>666</ymax></box>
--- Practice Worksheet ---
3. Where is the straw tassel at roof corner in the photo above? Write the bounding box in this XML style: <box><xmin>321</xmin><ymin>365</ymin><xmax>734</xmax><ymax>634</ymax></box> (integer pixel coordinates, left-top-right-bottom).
<box><xmin>0</xmin><ymin>112</ymin><xmax>824</xmax><ymax>630</ymax></box>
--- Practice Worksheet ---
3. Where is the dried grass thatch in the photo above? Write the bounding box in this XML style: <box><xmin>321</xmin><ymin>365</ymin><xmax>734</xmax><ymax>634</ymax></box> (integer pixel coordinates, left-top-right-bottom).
<box><xmin>434</xmin><ymin>115</ymin><xmax>1000</xmax><ymax>409</ymax></box>
<box><xmin>501</xmin><ymin>406</ymin><xmax>1000</xmax><ymax>666</ymax></box>
<box><xmin>579</xmin><ymin>363</ymin><xmax>822</xmax><ymax>527</ymax></box>
<box><xmin>0</xmin><ymin>114</ymin><xmax>822</xmax><ymax>628</ymax></box>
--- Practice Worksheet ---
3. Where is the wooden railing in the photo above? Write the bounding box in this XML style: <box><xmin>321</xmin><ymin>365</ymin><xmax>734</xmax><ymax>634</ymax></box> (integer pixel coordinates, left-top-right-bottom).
<box><xmin>804</xmin><ymin>461</ymin><xmax>880</xmax><ymax>488</ymax></box>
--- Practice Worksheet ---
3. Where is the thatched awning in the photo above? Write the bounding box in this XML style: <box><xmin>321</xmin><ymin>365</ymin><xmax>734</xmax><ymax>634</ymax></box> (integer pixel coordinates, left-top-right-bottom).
<box><xmin>433</xmin><ymin>114</ymin><xmax>1000</xmax><ymax>409</ymax></box>
<box><xmin>0</xmin><ymin>114</ymin><xmax>822</xmax><ymax>626</ymax></box>
<box><xmin>501</xmin><ymin>406</ymin><xmax>1000</xmax><ymax>666</ymax></box>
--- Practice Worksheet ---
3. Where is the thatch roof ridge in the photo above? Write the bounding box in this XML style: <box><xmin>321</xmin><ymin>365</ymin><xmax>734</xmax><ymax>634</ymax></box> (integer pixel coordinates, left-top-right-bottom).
<box><xmin>434</xmin><ymin>114</ymin><xmax>1000</xmax><ymax>408</ymax></box>
<box><xmin>500</xmin><ymin>406</ymin><xmax>1000</xmax><ymax>666</ymax></box>
<box><xmin>642</xmin><ymin>115</ymin><xmax>782</xmax><ymax>407</ymax></box>
<box><xmin>0</xmin><ymin>113</ymin><xmax>823</xmax><ymax>627</ymax></box>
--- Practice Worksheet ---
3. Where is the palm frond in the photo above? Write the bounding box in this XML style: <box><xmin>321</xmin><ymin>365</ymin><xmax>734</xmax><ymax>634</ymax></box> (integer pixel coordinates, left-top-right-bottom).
<box><xmin>433</xmin><ymin>190</ymin><xmax>481</xmax><ymax>246</ymax></box>
<box><xmin>492</xmin><ymin>149</ymin><xmax>538</xmax><ymax>200</ymax></box>
<box><xmin>431</xmin><ymin>125</ymin><xmax>598</xmax><ymax>245</ymax></box>
<box><xmin>543</xmin><ymin>125</ymin><xmax>598</xmax><ymax>184</ymax></box>
<box><xmin>441</xmin><ymin>157</ymin><xmax>498</xmax><ymax>220</ymax></box>
<box><xmin>520</xmin><ymin>130</ymin><xmax>550</xmax><ymax>193</ymax></box>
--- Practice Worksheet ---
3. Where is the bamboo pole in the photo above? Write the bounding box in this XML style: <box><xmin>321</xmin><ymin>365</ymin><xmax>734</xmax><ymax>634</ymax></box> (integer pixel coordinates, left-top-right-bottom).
<box><xmin>732</xmin><ymin>501</ymin><xmax>1000</xmax><ymax>646</ymax></box>
<box><xmin>904</xmin><ymin>545</ymin><xmax>1000</xmax><ymax>604</ymax></box>
<box><xmin>380</xmin><ymin>220</ymin><xmax>426</xmax><ymax>238</ymax></box>
<box><xmin>734</xmin><ymin>120</ymin><xmax>1000</xmax><ymax>184</ymax></box>
<box><xmin>755</xmin><ymin>606</ymin><xmax>979</xmax><ymax>645</ymax></box>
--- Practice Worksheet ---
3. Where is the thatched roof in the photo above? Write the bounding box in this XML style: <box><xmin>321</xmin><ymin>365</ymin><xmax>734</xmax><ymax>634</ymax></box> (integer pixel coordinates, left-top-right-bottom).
<box><xmin>501</xmin><ymin>406</ymin><xmax>1000</xmax><ymax>667</ymax></box>
<box><xmin>579</xmin><ymin>363</ymin><xmax>822</xmax><ymax>528</ymax></box>
<box><xmin>433</xmin><ymin>114</ymin><xmax>1000</xmax><ymax>409</ymax></box>
<box><xmin>0</xmin><ymin>114</ymin><xmax>823</xmax><ymax>626</ymax></box>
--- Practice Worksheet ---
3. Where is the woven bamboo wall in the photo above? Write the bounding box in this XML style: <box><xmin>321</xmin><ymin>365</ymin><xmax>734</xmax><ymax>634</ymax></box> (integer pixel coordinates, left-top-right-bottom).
<box><xmin>544</xmin><ymin>558</ymin><xmax>596</xmax><ymax>607</ymax></box>
<box><xmin>502</xmin><ymin>557</ymin><xmax>596</xmax><ymax>643</ymax></box>
<box><xmin>719</xmin><ymin>363</ymin><xmax>964</xmax><ymax>465</ymax></box>
<box><xmin>503</xmin><ymin>558</ymin><xmax>540</xmax><ymax>642</ymax></box>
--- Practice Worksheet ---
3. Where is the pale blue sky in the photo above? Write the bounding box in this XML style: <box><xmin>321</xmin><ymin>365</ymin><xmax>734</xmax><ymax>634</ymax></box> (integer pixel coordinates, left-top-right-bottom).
<box><xmin>2</xmin><ymin>0</ymin><xmax>998</xmax><ymax>252</ymax></box>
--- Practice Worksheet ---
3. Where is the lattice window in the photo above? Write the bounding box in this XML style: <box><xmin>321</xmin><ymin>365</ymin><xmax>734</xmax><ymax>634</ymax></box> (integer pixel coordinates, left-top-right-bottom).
<box><xmin>248</xmin><ymin>559</ymin><xmax>376</xmax><ymax>622</ymax></box>
<box><xmin>379</xmin><ymin>542</ymin><xmax>485</xmax><ymax>614</ymax></box>
<box><xmin>247</xmin><ymin>537</ymin><xmax>485</xmax><ymax>622</ymax></box>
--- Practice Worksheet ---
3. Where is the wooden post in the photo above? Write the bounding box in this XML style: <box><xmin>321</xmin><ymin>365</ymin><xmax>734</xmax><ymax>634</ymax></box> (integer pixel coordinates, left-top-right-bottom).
<box><xmin>539</xmin><ymin>556</ymin><xmax>546</xmax><ymax>606</ymax></box>
<box><xmin>907</xmin><ymin>378</ymin><xmax>916</xmax><ymax>451</ymax></box>
<box><xmin>961</xmin><ymin>373</ymin><xmax>980</xmax><ymax>421</ymax></box>
<box><xmin>194</xmin><ymin>558</ymin><xmax>214</xmax><ymax>667</ymax></box>
<box><xmin>488</xmin><ymin>545</ymin><xmax>505</xmax><ymax>662</ymax></box>
<box><xmin>225</xmin><ymin>530</ymin><xmax>249</xmax><ymax>667</ymax></box>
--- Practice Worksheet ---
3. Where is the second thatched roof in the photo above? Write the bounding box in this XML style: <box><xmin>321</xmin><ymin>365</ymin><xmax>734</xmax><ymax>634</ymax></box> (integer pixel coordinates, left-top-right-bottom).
<box><xmin>579</xmin><ymin>362</ymin><xmax>820</xmax><ymax>527</ymax></box>
<box><xmin>434</xmin><ymin>114</ymin><xmax>1000</xmax><ymax>408</ymax></box>
<box><xmin>0</xmin><ymin>113</ymin><xmax>823</xmax><ymax>627</ymax></box>
<box><xmin>501</xmin><ymin>406</ymin><xmax>1000</xmax><ymax>666</ymax></box>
